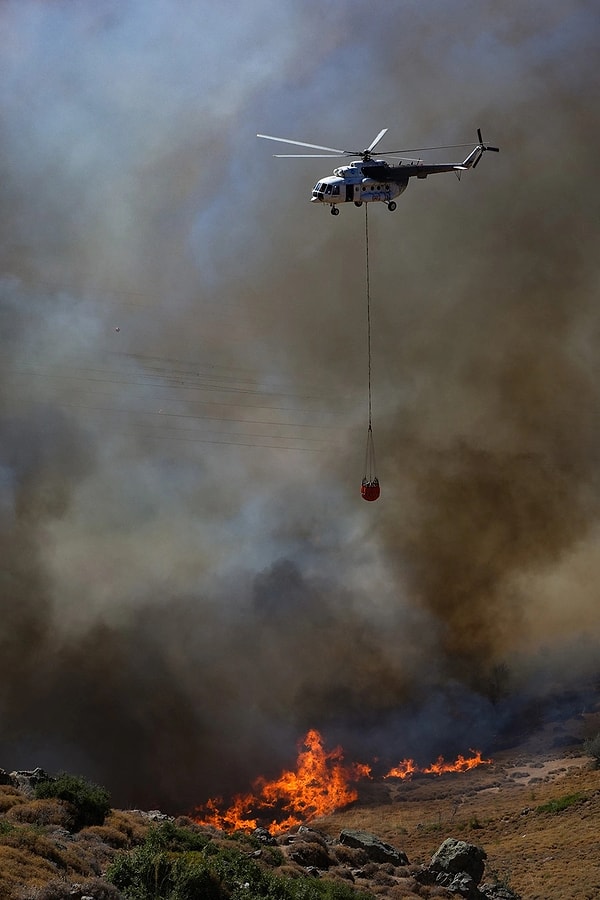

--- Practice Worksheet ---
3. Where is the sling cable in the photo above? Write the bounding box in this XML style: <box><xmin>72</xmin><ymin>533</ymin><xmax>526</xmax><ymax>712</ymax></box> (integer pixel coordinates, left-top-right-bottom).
<box><xmin>361</xmin><ymin>205</ymin><xmax>380</xmax><ymax>502</ymax></box>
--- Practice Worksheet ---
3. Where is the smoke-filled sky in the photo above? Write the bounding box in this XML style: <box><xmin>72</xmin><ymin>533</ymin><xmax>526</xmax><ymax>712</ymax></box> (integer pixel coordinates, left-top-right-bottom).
<box><xmin>1</xmin><ymin>0</ymin><xmax>599</xmax><ymax>811</ymax></box>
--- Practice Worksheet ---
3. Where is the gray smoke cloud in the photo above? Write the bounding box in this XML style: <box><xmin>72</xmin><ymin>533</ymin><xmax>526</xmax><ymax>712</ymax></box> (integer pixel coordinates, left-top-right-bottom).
<box><xmin>1</xmin><ymin>0</ymin><xmax>599</xmax><ymax>811</ymax></box>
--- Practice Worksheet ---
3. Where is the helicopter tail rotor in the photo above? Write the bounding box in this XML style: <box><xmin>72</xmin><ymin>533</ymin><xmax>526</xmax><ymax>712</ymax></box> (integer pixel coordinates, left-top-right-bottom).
<box><xmin>472</xmin><ymin>127</ymin><xmax>500</xmax><ymax>167</ymax></box>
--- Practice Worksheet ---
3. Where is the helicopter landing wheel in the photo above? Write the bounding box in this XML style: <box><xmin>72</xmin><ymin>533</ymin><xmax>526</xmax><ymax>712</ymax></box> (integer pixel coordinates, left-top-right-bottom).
<box><xmin>330</xmin><ymin>206</ymin><xmax>340</xmax><ymax>216</ymax></box>
<box><xmin>354</xmin><ymin>201</ymin><xmax>363</xmax><ymax>207</ymax></box>
<box><xmin>387</xmin><ymin>201</ymin><xmax>397</xmax><ymax>212</ymax></box>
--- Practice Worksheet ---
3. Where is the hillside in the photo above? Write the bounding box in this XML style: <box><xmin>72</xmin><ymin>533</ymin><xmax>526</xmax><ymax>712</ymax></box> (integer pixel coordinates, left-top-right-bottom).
<box><xmin>1</xmin><ymin>708</ymin><xmax>599</xmax><ymax>900</ymax></box>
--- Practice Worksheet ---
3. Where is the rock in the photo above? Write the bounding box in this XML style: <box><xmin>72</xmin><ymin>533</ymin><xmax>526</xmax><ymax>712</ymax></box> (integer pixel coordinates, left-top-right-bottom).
<box><xmin>479</xmin><ymin>884</ymin><xmax>522</xmax><ymax>899</ymax></box>
<box><xmin>339</xmin><ymin>829</ymin><xmax>409</xmax><ymax>865</ymax></box>
<box><xmin>436</xmin><ymin>871</ymin><xmax>479</xmax><ymax>897</ymax></box>
<box><xmin>0</xmin><ymin>768</ymin><xmax>11</xmax><ymax>785</ymax></box>
<box><xmin>10</xmin><ymin>767</ymin><xmax>51</xmax><ymax>795</ymax></box>
<box><xmin>139</xmin><ymin>809</ymin><xmax>174</xmax><ymax>822</ymax></box>
<box><xmin>254</xmin><ymin>826</ymin><xmax>277</xmax><ymax>845</ymax></box>
<box><xmin>429</xmin><ymin>838</ymin><xmax>487</xmax><ymax>885</ymax></box>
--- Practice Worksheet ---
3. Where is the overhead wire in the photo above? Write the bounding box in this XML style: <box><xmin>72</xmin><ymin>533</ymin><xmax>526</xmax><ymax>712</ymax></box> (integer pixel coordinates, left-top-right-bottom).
<box><xmin>3</xmin><ymin>350</ymin><xmax>354</xmax><ymax>453</ymax></box>
<box><xmin>3</xmin><ymin>284</ymin><xmax>361</xmax><ymax>455</ymax></box>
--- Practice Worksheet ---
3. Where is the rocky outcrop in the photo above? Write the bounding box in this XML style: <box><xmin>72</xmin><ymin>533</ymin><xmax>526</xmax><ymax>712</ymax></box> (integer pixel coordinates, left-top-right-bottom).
<box><xmin>278</xmin><ymin>829</ymin><xmax>520</xmax><ymax>899</ymax></box>
<box><xmin>416</xmin><ymin>838</ymin><xmax>520</xmax><ymax>899</ymax></box>
<box><xmin>430</xmin><ymin>838</ymin><xmax>487</xmax><ymax>883</ymax></box>
<box><xmin>9</xmin><ymin>767</ymin><xmax>51</xmax><ymax>795</ymax></box>
<box><xmin>338</xmin><ymin>828</ymin><xmax>409</xmax><ymax>865</ymax></box>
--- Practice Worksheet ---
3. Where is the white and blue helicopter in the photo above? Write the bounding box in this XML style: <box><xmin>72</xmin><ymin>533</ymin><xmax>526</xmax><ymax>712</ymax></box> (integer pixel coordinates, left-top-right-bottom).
<box><xmin>257</xmin><ymin>127</ymin><xmax>499</xmax><ymax>215</ymax></box>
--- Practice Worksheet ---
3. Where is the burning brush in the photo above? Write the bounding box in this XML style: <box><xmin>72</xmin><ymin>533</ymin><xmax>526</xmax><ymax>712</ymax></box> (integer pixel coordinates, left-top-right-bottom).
<box><xmin>194</xmin><ymin>729</ymin><xmax>491</xmax><ymax>834</ymax></box>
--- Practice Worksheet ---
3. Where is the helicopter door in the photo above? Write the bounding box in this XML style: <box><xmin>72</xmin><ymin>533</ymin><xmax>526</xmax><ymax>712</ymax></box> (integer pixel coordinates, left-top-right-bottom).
<box><xmin>345</xmin><ymin>184</ymin><xmax>353</xmax><ymax>203</ymax></box>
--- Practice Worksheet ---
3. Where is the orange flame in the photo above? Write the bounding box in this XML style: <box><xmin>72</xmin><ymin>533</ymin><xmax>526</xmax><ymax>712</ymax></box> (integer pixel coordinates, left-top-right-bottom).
<box><xmin>194</xmin><ymin>731</ymin><xmax>491</xmax><ymax>834</ymax></box>
<box><xmin>385</xmin><ymin>749</ymin><xmax>492</xmax><ymax>780</ymax></box>
<box><xmin>195</xmin><ymin>729</ymin><xmax>371</xmax><ymax>834</ymax></box>
<box><xmin>385</xmin><ymin>758</ymin><xmax>418</xmax><ymax>780</ymax></box>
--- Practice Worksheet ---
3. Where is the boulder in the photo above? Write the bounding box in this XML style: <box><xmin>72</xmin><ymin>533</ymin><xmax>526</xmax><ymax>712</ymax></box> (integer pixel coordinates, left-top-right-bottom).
<box><xmin>429</xmin><ymin>838</ymin><xmax>487</xmax><ymax>885</ymax></box>
<box><xmin>339</xmin><ymin>829</ymin><xmax>409</xmax><ymax>866</ymax></box>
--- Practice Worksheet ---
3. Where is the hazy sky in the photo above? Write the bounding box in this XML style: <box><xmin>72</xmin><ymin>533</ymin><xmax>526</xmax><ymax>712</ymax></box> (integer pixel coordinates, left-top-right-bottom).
<box><xmin>1</xmin><ymin>0</ymin><xmax>599</xmax><ymax>811</ymax></box>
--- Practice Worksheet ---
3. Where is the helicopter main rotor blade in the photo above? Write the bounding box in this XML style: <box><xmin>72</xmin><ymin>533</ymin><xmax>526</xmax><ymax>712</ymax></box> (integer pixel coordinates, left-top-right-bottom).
<box><xmin>257</xmin><ymin>133</ymin><xmax>346</xmax><ymax>154</ymax></box>
<box><xmin>366</xmin><ymin>128</ymin><xmax>388</xmax><ymax>153</ymax></box>
<box><xmin>272</xmin><ymin>153</ymin><xmax>348</xmax><ymax>158</ymax></box>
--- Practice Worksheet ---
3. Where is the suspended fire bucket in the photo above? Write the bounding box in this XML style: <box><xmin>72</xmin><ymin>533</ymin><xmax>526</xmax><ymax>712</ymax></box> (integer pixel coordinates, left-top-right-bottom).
<box><xmin>361</xmin><ymin>477</ymin><xmax>380</xmax><ymax>502</ymax></box>
<box><xmin>361</xmin><ymin>425</ymin><xmax>380</xmax><ymax>501</ymax></box>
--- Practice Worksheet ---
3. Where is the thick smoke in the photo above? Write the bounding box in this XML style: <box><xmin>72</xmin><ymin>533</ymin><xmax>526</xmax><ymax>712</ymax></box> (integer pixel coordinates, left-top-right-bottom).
<box><xmin>1</xmin><ymin>0</ymin><xmax>599</xmax><ymax>811</ymax></box>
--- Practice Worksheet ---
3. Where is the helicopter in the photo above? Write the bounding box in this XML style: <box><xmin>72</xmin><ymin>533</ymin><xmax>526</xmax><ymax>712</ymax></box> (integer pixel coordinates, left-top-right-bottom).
<box><xmin>257</xmin><ymin>127</ymin><xmax>499</xmax><ymax>215</ymax></box>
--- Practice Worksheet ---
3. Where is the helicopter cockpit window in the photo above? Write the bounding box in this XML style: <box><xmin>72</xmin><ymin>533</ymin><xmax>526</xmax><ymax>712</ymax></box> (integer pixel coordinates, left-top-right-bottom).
<box><xmin>325</xmin><ymin>185</ymin><xmax>332</xmax><ymax>194</ymax></box>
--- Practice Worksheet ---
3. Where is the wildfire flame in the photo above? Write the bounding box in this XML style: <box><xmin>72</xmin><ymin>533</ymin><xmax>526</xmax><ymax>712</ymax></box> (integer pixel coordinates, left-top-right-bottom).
<box><xmin>385</xmin><ymin>749</ymin><xmax>492</xmax><ymax>780</ymax></box>
<box><xmin>195</xmin><ymin>728</ymin><xmax>371</xmax><ymax>835</ymax></box>
<box><xmin>194</xmin><ymin>730</ymin><xmax>491</xmax><ymax>834</ymax></box>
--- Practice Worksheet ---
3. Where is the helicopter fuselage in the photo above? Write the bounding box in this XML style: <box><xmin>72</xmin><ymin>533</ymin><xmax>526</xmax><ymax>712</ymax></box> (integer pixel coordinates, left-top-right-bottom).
<box><xmin>258</xmin><ymin>127</ymin><xmax>499</xmax><ymax>216</ymax></box>
<box><xmin>311</xmin><ymin>159</ymin><xmax>408</xmax><ymax>210</ymax></box>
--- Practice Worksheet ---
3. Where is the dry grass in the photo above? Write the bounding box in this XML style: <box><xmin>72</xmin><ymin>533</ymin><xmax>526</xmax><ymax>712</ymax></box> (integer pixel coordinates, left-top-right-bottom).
<box><xmin>0</xmin><ymin>844</ymin><xmax>57</xmax><ymax>893</ymax></box>
<box><xmin>0</xmin><ymin>786</ymin><xmax>26</xmax><ymax>814</ymax></box>
<box><xmin>6</xmin><ymin>799</ymin><xmax>74</xmax><ymax>829</ymax></box>
<box><xmin>315</xmin><ymin>746</ymin><xmax>600</xmax><ymax>900</ymax></box>
<box><xmin>101</xmin><ymin>809</ymin><xmax>150</xmax><ymax>847</ymax></box>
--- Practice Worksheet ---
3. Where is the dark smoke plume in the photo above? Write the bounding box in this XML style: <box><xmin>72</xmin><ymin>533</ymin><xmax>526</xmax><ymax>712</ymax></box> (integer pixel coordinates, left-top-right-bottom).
<box><xmin>0</xmin><ymin>1</ymin><xmax>599</xmax><ymax>811</ymax></box>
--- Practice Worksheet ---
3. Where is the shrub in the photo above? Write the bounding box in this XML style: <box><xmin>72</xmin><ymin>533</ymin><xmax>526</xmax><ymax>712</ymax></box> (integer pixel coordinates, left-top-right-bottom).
<box><xmin>79</xmin><ymin>824</ymin><xmax>130</xmax><ymax>849</ymax></box>
<box><xmin>107</xmin><ymin>844</ymin><xmax>221</xmax><ymax>900</ymax></box>
<box><xmin>107</xmin><ymin>823</ymin><xmax>374</xmax><ymax>900</ymax></box>
<box><xmin>536</xmin><ymin>792</ymin><xmax>583</xmax><ymax>815</ymax></box>
<box><xmin>31</xmin><ymin>877</ymin><xmax>124</xmax><ymax>900</ymax></box>
<box><xmin>6</xmin><ymin>798</ymin><xmax>75</xmax><ymax>828</ymax></box>
<box><xmin>0</xmin><ymin>823</ymin><xmax>97</xmax><ymax>877</ymax></box>
<box><xmin>0</xmin><ymin>785</ymin><xmax>26</xmax><ymax>813</ymax></box>
<box><xmin>583</xmin><ymin>731</ymin><xmax>600</xmax><ymax>767</ymax></box>
<box><xmin>104</xmin><ymin>810</ymin><xmax>150</xmax><ymax>846</ymax></box>
<box><xmin>34</xmin><ymin>773</ymin><xmax>111</xmax><ymax>831</ymax></box>
<box><xmin>0</xmin><ymin>842</ymin><xmax>57</xmax><ymax>892</ymax></box>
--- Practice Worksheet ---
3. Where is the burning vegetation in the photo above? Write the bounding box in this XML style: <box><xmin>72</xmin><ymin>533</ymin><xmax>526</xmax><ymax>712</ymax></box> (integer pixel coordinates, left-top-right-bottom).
<box><xmin>194</xmin><ymin>729</ymin><xmax>491</xmax><ymax>834</ymax></box>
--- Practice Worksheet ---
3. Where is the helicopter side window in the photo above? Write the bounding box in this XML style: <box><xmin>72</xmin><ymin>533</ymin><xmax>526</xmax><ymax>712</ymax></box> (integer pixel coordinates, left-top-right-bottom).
<box><xmin>325</xmin><ymin>185</ymin><xmax>332</xmax><ymax>194</ymax></box>
<box><xmin>332</xmin><ymin>185</ymin><xmax>339</xmax><ymax>195</ymax></box>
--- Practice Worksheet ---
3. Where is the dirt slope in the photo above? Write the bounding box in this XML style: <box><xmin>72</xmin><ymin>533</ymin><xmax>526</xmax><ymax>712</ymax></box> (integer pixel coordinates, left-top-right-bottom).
<box><xmin>315</xmin><ymin>726</ymin><xmax>600</xmax><ymax>899</ymax></box>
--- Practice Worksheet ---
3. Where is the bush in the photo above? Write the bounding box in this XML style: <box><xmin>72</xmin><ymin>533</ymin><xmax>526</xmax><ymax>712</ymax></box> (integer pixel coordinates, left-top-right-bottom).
<box><xmin>583</xmin><ymin>731</ymin><xmax>600</xmax><ymax>766</ymax></box>
<box><xmin>6</xmin><ymin>798</ymin><xmax>75</xmax><ymax>828</ymax></box>
<box><xmin>104</xmin><ymin>810</ymin><xmax>150</xmax><ymax>846</ymax></box>
<box><xmin>32</xmin><ymin>877</ymin><xmax>124</xmax><ymax>900</ymax></box>
<box><xmin>536</xmin><ymin>792</ymin><xmax>583</xmax><ymax>814</ymax></box>
<box><xmin>107</xmin><ymin>823</ymin><xmax>373</xmax><ymax>900</ymax></box>
<box><xmin>107</xmin><ymin>845</ymin><xmax>221</xmax><ymax>900</ymax></box>
<box><xmin>0</xmin><ymin>786</ymin><xmax>25</xmax><ymax>814</ymax></box>
<box><xmin>34</xmin><ymin>773</ymin><xmax>111</xmax><ymax>831</ymax></box>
